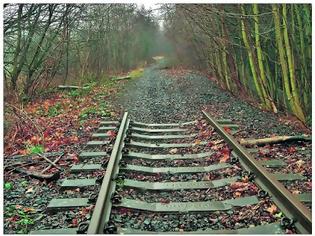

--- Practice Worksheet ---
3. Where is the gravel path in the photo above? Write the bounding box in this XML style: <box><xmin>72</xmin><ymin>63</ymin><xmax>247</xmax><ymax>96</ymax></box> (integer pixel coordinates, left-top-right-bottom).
<box><xmin>113</xmin><ymin>65</ymin><xmax>308</xmax><ymax>138</ymax></box>
<box><xmin>115</xmin><ymin>66</ymin><xmax>212</xmax><ymax>123</ymax></box>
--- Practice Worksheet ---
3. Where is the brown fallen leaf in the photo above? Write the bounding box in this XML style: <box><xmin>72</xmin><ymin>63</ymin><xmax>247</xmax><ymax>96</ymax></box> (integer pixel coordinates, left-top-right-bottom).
<box><xmin>295</xmin><ymin>160</ymin><xmax>305</xmax><ymax>168</ymax></box>
<box><xmin>287</xmin><ymin>146</ymin><xmax>296</xmax><ymax>154</ymax></box>
<box><xmin>219</xmin><ymin>153</ymin><xmax>230</xmax><ymax>163</ymax></box>
<box><xmin>194</xmin><ymin>139</ymin><xmax>201</xmax><ymax>145</ymax></box>
<box><xmin>23</xmin><ymin>207</ymin><xmax>36</xmax><ymax>213</ymax></box>
<box><xmin>266</xmin><ymin>204</ymin><xmax>277</xmax><ymax>214</ymax></box>
<box><xmin>292</xmin><ymin>190</ymin><xmax>301</xmax><ymax>194</ymax></box>
<box><xmin>230</xmin><ymin>182</ymin><xmax>248</xmax><ymax>190</ymax></box>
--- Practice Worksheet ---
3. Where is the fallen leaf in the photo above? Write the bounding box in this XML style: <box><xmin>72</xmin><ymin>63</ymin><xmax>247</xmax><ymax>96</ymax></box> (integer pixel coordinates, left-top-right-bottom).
<box><xmin>295</xmin><ymin>159</ymin><xmax>305</xmax><ymax>168</ymax></box>
<box><xmin>242</xmin><ymin>176</ymin><xmax>249</xmax><ymax>183</ymax></box>
<box><xmin>70</xmin><ymin>136</ymin><xmax>79</xmax><ymax>142</ymax></box>
<box><xmin>25</xmin><ymin>187</ymin><xmax>34</xmax><ymax>194</ymax></box>
<box><xmin>72</xmin><ymin>218</ymin><xmax>78</xmax><ymax>226</ymax></box>
<box><xmin>169</xmin><ymin>148</ymin><xmax>178</xmax><ymax>154</ymax></box>
<box><xmin>230</xmin><ymin>182</ymin><xmax>248</xmax><ymax>190</ymax></box>
<box><xmin>213</xmin><ymin>139</ymin><xmax>224</xmax><ymax>145</ymax></box>
<box><xmin>106</xmin><ymin>130</ymin><xmax>116</xmax><ymax>138</ymax></box>
<box><xmin>219</xmin><ymin>153</ymin><xmax>229</xmax><ymax>163</ymax></box>
<box><xmin>19</xmin><ymin>149</ymin><xmax>29</xmax><ymax>155</ymax></box>
<box><xmin>287</xmin><ymin>146</ymin><xmax>296</xmax><ymax>154</ymax></box>
<box><xmin>223</xmin><ymin>127</ymin><xmax>231</xmax><ymax>134</ymax></box>
<box><xmin>266</xmin><ymin>204</ymin><xmax>277</xmax><ymax>214</ymax></box>
<box><xmin>219</xmin><ymin>148</ymin><xmax>230</xmax><ymax>163</ymax></box>
<box><xmin>206</xmin><ymin>141</ymin><xmax>213</xmax><ymax>147</ymax></box>
<box><xmin>292</xmin><ymin>190</ymin><xmax>301</xmax><ymax>194</ymax></box>
<box><xmin>194</xmin><ymin>139</ymin><xmax>201</xmax><ymax>145</ymax></box>
<box><xmin>211</xmin><ymin>144</ymin><xmax>224</xmax><ymax>150</ymax></box>
<box><xmin>23</xmin><ymin>207</ymin><xmax>36</xmax><ymax>213</ymax></box>
<box><xmin>234</xmin><ymin>192</ymin><xmax>242</xmax><ymax>197</ymax></box>
<box><xmin>30</xmin><ymin>136</ymin><xmax>41</xmax><ymax>145</ymax></box>
<box><xmin>68</xmin><ymin>153</ymin><xmax>79</xmax><ymax>163</ymax></box>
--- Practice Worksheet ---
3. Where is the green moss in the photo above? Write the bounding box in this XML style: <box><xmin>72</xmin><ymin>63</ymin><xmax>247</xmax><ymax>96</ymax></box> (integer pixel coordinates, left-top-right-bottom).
<box><xmin>129</xmin><ymin>68</ymin><xmax>144</xmax><ymax>78</ymax></box>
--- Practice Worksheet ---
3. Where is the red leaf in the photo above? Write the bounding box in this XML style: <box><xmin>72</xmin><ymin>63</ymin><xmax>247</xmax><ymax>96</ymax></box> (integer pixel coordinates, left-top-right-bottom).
<box><xmin>106</xmin><ymin>130</ymin><xmax>117</xmax><ymax>138</ymax></box>
<box><xmin>30</xmin><ymin>136</ymin><xmax>41</xmax><ymax>145</ymax></box>
<box><xmin>288</xmin><ymin>146</ymin><xmax>296</xmax><ymax>154</ymax></box>
<box><xmin>219</xmin><ymin>148</ymin><xmax>230</xmax><ymax>163</ymax></box>
<box><xmin>72</xmin><ymin>218</ymin><xmax>78</xmax><ymax>226</ymax></box>
<box><xmin>223</xmin><ymin>127</ymin><xmax>231</xmax><ymax>134</ymax></box>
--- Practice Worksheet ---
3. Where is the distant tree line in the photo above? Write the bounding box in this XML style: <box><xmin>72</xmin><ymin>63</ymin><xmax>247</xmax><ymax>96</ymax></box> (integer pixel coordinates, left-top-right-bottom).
<box><xmin>4</xmin><ymin>4</ymin><xmax>160</xmax><ymax>99</ymax></box>
<box><xmin>162</xmin><ymin>4</ymin><xmax>311</xmax><ymax>124</ymax></box>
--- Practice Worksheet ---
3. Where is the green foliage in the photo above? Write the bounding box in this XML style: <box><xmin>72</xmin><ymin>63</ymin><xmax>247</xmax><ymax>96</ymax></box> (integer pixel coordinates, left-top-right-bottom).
<box><xmin>79</xmin><ymin>105</ymin><xmax>110</xmax><ymax>121</ymax></box>
<box><xmin>79</xmin><ymin>107</ymin><xmax>97</xmax><ymax>120</ymax></box>
<box><xmin>27</xmin><ymin>145</ymin><xmax>44</xmax><ymax>155</ymax></box>
<box><xmin>115</xmin><ymin>178</ymin><xmax>125</xmax><ymax>188</ymax></box>
<box><xmin>68</xmin><ymin>90</ymin><xmax>80</xmax><ymax>98</ymax></box>
<box><xmin>274</xmin><ymin>212</ymin><xmax>284</xmax><ymax>218</ymax></box>
<box><xmin>80</xmin><ymin>74</ymin><xmax>97</xmax><ymax>84</ymax></box>
<box><xmin>47</xmin><ymin>102</ymin><xmax>62</xmax><ymax>117</ymax></box>
<box><xmin>4</xmin><ymin>182</ymin><xmax>13</xmax><ymax>190</ymax></box>
<box><xmin>67</xmin><ymin>83</ymin><xmax>95</xmax><ymax>99</ymax></box>
<box><xmin>5</xmin><ymin>205</ymin><xmax>35</xmax><ymax>234</ymax></box>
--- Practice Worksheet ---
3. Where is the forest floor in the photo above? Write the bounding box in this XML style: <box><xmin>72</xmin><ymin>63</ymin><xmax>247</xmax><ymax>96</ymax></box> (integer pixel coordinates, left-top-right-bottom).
<box><xmin>3</xmin><ymin>63</ymin><xmax>311</xmax><ymax>233</ymax></box>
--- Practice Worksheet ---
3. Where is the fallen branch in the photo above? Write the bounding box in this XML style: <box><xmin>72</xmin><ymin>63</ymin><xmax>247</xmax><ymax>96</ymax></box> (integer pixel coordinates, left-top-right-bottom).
<box><xmin>41</xmin><ymin>153</ymin><xmax>64</xmax><ymax>174</ymax></box>
<box><xmin>112</xmin><ymin>75</ymin><xmax>131</xmax><ymax>81</ymax></box>
<box><xmin>4</xmin><ymin>162</ymin><xmax>39</xmax><ymax>173</ymax></box>
<box><xmin>8</xmin><ymin>151</ymin><xmax>64</xmax><ymax>159</ymax></box>
<box><xmin>4</xmin><ymin>158</ymin><xmax>42</xmax><ymax>169</ymax></box>
<box><xmin>14</xmin><ymin>168</ymin><xmax>60</xmax><ymax>181</ymax></box>
<box><xmin>58</xmin><ymin>85</ymin><xmax>88</xmax><ymax>90</ymax></box>
<box><xmin>38</xmin><ymin>153</ymin><xmax>61</xmax><ymax>170</ymax></box>
<box><xmin>240</xmin><ymin>135</ymin><xmax>311</xmax><ymax>146</ymax></box>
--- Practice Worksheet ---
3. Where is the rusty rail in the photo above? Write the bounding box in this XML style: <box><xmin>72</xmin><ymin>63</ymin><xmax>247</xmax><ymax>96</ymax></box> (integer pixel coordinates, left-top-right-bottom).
<box><xmin>87</xmin><ymin>112</ymin><xmax>129</xmax><ymax>234</ymax></box>
<box><xmin>202</xmin><ymin>110</ymin><xmax>312</xmax><ymax>234</ymax></box>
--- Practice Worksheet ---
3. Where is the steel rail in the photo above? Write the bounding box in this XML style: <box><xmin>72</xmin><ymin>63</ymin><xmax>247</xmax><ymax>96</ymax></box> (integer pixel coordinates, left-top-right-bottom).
<box><xmin>87</xmin><ymin>112</ymin><xmax>129</xmax><ymax>234</ymax></box>
<box><xmin>202</xmin><ymin>110</ymin><xmax>312</xmax><ymax>234</ymax></box>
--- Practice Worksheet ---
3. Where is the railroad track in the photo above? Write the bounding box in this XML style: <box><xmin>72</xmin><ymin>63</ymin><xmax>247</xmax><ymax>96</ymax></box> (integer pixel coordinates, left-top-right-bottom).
<box><xmin>31</xmin><ymin>111</ymin><xmax>312</xmax><ymax>234</ymax></box>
